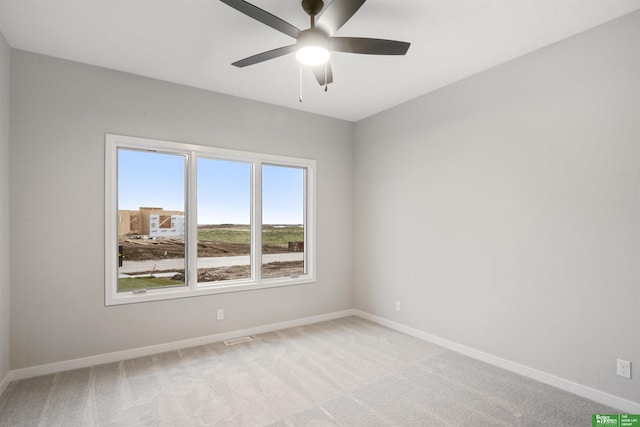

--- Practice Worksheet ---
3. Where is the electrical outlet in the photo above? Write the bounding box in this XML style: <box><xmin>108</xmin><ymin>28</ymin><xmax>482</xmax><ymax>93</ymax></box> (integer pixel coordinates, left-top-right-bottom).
<box><xmin>395</xmin><ymin>301</ymin><xmax>401</xmax><ymax>312</ymax></box>
<box><xmin>617</xmin><ymin>359</ymin><xmax>631</xmax><ymax>379</ymax></box>
<box><xmin>217</xmin><ymin>308</ymin><xmax>224</xmax><ymax>321</ymax></box>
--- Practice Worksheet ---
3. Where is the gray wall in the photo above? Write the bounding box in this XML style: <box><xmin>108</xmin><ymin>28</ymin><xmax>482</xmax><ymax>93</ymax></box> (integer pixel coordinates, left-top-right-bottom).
<box><xmin>9</xmin><ymin>51</ymin><xmax>354</xmax><ymax>369</ymax></box>
<box><xmin>354</xmin><ymin>11</ymin><xmax>640</xmax><ymax>403</ymax></box>
<box><xmin>0</xmin><ymin>32</ymin><xmax>10</xmax><ymax>382</ymax></box>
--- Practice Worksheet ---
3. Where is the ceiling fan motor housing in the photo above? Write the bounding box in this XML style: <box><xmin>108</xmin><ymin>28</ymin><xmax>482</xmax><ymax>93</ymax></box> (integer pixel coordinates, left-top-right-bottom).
<box><xmin>297</xmin><ymin>28</ymin><xmax>329</xmax><ymax>50</ymax></box>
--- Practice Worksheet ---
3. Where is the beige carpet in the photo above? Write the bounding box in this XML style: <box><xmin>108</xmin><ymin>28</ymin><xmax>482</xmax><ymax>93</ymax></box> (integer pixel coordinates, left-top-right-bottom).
<box><xmin>0</xmin><ymin>316</ymin><xmax>618</xmax><ymax>426</ymax></box>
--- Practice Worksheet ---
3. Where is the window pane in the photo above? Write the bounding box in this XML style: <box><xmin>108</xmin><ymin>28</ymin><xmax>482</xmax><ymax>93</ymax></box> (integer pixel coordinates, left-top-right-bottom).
<box><xmin>197</xmin><ymin>158</ymin><xmax>251</xmax><ymax>283</ymax></box>
<box><xmin>262</xmin><ymin>164</ymin><xmax>305</xmax><ymax>278</ymax></box>
<box><xmin>117</xmin><ymin>149</ymin><xmax>187</xmax><ymax>292</ymax></box>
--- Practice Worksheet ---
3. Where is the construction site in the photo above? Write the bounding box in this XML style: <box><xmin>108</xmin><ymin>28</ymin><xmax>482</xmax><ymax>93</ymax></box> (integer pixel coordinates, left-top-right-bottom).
<box><xmin>117</xmin><ymin>208</ymin><xmax>304</xmax><ymax>285</ymax></box>
<box><xmin>119</xmin><ymin>207</ymin><xmax>185</xmax><ymax>238</ymax></box>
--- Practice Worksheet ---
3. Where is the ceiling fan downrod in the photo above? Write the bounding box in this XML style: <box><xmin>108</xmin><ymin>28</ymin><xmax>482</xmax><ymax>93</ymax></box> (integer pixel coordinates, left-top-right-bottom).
<box><xmin>301</xmin><ymin>0</ymin><xmax>324</xmax><ymax>27</ymax></box>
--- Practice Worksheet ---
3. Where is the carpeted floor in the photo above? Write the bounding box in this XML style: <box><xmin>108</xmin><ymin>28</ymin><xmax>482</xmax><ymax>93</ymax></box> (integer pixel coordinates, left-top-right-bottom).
<box><xmin>0</xmin><ymin>316</ymin><xmax>618</xmax><ymax>426</ymax></box>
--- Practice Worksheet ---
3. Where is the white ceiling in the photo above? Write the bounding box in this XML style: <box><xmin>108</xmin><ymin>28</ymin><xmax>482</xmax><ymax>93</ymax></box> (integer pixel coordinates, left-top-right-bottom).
<box><xmin>1</xmin><ymin>0</ymin><xmax>639</xmax><ymax>122</ymax></box>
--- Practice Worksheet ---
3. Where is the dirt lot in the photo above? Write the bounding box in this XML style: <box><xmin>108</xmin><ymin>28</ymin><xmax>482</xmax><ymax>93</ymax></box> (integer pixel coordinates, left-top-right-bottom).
<box><xmin>118</xmin><ymin>225</ymin><xmax>305</xmax><ymax>285</ymax></box>
<box><xmin>169</xmin><ymin>261</ymin><xmax>304</xmax><ymax>282</ymax></box>
<box><xmin>119</xmin><ymin>237</ymin><xmax>294</xmax><ymax>262</ymax></box>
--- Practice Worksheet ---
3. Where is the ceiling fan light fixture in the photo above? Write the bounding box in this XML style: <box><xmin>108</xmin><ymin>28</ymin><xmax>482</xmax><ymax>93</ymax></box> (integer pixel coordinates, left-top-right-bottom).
<box><xmin>295</xmin><ymin>28</ymin><xmax>330</xmax><ymax>66</ymax></box>
<box><xmin>296</xmin><ymin>46</ymin><xmax>330</xmax><ymax>66</ymax></box>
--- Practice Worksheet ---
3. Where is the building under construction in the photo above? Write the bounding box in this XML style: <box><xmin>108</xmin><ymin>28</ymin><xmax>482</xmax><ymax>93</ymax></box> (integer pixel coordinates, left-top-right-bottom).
<box><xmin>119</xmin><ymin>207</ymin><xmax>185</xmax><ymax>238</ymax></box>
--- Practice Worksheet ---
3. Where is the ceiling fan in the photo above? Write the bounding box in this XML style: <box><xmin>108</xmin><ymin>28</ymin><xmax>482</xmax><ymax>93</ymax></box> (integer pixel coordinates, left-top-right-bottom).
<box><xmin>220</xmin><ymin>0</ymin><xmax>411</xmax><ymax>89</ymax></box>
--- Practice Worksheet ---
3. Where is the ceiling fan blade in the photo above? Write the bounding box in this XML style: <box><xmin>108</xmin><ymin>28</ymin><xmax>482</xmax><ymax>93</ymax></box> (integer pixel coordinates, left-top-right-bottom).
<box><xmin>316</xmin><ymin>0</ymin><xmax>367</xmax><ymax>35</ymax></box>
<box><xmin>311</xmin><ymin>63</ymin><xmax>334</xmax><ymax>86</ymax></box>
<box><xmin>220</xmin><ymin>0</ymin><xmax>301</xmax><ymax>39</ymax></box>
<box><xmin>330</xmin><ymin>37</ymin><xmax>410</xmax><ymax>55</ymax></box>
<box><xmin>232</xmin><ymin>44</ymin><xmax>297</xmax><ymax>67</ymax></box>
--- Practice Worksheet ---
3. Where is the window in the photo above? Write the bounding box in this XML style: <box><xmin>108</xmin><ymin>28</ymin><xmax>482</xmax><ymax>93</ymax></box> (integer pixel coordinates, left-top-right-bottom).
<box><xmin>197</xmin><ymin>158</ymin><xmax>252</xmax><ymax>283</ymax></box>
<box><xmin>262</xmin><ymin>164</ymin><xmax>306</xmax><ymax>279</ymax></box>
<box><xmin>115</xmin><ymin>149</ymin><xmax>188</xmax><ymax>293</ymax></box>
<box><xmin>105</xmin><ymin>134</ymin><xmax>316</xmax><ymax>305</ymax></box>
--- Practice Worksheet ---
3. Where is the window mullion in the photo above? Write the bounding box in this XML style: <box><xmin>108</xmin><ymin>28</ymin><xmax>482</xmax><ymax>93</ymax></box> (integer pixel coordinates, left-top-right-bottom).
<box><xmin>187</xmin><ymin>151</ymin><xmax>198</xmax><ymax>289</ymax></box>
<box><xmin>253</xmin><ymin>161</ymin><xmax>263</xmax><ymax>282</ymax></box>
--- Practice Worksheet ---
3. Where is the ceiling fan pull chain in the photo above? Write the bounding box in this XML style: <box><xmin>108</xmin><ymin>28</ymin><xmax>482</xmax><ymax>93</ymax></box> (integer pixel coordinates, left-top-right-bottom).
<box><xmin>324</xmin><ymin>63</ymin><xmax>328</xmax><ymax>92</ymax></box>
<box><xmin>299</xmin><ymin>64</ymin><xmax>303</xmax><ymax>102</ymax></box>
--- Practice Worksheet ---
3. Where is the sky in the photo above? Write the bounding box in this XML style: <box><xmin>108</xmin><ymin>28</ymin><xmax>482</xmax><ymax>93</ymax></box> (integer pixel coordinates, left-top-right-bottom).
<box><xmin>118</xmin><ymin>149</ymin><xmax>304</xmax><ymax>225</ymax></box>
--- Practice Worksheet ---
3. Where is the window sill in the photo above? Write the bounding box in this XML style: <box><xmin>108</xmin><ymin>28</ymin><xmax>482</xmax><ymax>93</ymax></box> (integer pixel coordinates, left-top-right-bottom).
<box><xmin>105</xmin><ymin>275</ymin><xmax>317</xmax><ymax>306</ymax></box>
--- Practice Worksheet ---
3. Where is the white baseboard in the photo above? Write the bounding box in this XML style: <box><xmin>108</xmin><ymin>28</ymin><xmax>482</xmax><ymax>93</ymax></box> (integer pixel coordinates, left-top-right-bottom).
<box><xmin>10</xmin><ymin>309</ymin><xmax>356</xmax><ymax>382</ymax></box>
<box><xmin>353</xmin><ymin>309</ymin><xmax>640</xmax><ymax>414</ymax></box>
<box><xmin>6</xmin><ymin>308</ymin><xmax>638</xmax><ymax>414</ymax></box>
<box><xmin>0</xmin><ymin>369</ymin><xmax>14</xmax><ymax>398</ymax></box>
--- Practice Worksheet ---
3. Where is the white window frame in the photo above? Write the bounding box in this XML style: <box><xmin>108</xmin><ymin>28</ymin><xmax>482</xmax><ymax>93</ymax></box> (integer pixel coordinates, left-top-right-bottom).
<box><xmin>105</xmin><ymin>134</ymin><xmax>316</xmax><ymax>306</ymax></box>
